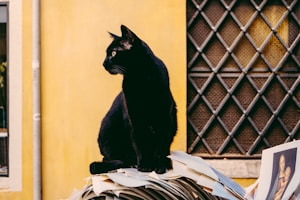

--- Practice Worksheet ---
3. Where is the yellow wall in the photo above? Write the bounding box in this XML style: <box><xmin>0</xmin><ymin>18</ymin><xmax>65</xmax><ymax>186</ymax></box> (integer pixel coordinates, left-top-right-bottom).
<box><xmin>0</xmin><ymin>1</ymin><xmax>256</xmax><ymax>199</ymax></box>
<box><xmin>41</xmin><ymin>0</ymin><xmax>186</xmax><ymax>199</ymax></box>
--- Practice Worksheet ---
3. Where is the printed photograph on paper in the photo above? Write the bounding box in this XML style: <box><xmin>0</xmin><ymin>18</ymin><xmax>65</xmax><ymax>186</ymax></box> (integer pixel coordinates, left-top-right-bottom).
<box><xmin>256</xmin><ymin>140</ymin><xmax>300</xmax><ymax>200</ymax></box>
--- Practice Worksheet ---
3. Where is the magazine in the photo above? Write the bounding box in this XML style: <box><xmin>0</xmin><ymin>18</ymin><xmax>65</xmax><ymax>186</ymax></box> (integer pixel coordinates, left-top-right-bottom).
<box><xmin>69</xmin><ymin>140</ymin><xmax>300</xmax><ymax>200</ymax></box>
<box><xmin>252</xmin><ymin>140</ymin><xmax>300</xmax><ymax>200</ymax></box>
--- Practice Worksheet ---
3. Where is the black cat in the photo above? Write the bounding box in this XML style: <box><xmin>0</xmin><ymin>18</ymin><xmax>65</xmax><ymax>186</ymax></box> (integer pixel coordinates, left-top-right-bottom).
<box><xmin>90</xmin><ymin>25</ymin><xmax>177</xmax><ymax>174</ymax></box>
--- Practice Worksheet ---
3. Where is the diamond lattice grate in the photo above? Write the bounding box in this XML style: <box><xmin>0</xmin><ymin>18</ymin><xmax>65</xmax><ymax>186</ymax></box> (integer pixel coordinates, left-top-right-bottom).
<box><xmin>187</xmin><ymin>0</ymin><xmax>300</xmax><ymax>158</ymax></box>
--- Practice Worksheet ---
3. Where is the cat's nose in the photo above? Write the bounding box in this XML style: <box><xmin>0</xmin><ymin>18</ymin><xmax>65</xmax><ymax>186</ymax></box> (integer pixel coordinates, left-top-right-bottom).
<box><xmin>103</xmin><ymin>58</ymin><xmax>109</xmax><ymax>68</ymax></box>
<box><xmin>103</xmin><ymin>58</ymin><xmax>112</xmax><ymax>72</ymax></box>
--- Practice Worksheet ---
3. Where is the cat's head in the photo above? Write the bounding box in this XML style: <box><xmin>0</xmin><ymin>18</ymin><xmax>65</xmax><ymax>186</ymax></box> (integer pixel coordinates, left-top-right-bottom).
<box><xmin>103</xmin><ymin>25</ymin><xmax>141</xmax><ymax>75</ymax></box>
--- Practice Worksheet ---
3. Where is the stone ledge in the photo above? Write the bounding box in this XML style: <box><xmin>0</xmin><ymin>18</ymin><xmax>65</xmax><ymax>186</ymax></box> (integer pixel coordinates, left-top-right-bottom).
<box><xmin>206</xmin><ymin>159</ymin><xmax>261</xmax><ymax>178</ymax></box>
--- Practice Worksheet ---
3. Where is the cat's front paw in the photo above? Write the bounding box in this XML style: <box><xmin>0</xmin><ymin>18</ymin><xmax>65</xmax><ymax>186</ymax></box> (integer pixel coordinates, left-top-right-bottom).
<box><xmin>154</xmin><ymin>166</ymin><xmax>167</xmax><ymax>174</ymax></box>
<box><xmin>137</xmin><ymin>165</ymin><xmax>154</xmax><ymax>172</ymax></box>
<box><xmin>137</xmin><ymin>164</ymin><xmax>167</xmax><ymax>174</ymax></box>
<box><xmin>137</xmin><ymin>160</ymin><xmax>154</xmax><ymax>172</ymax></box>
<box><xmin>155</xmin><ymin>157</ymin><xmax>172</xmax><ymax>174</ymax></box>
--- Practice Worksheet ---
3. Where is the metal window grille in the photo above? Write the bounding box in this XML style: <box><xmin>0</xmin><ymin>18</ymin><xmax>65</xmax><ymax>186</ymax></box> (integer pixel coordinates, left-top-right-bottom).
<box><xmin>187</xmin><ymin>0</ymin><xmax>300</xmax><ymax>158</ymax></box>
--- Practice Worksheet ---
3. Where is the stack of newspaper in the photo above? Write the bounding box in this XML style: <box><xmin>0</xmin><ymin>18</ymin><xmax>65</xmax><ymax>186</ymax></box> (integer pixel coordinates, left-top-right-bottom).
<box><xmin>69</xmin><ymin>140</ymin><xmax>300</xmax><ymax>200</ymax></box>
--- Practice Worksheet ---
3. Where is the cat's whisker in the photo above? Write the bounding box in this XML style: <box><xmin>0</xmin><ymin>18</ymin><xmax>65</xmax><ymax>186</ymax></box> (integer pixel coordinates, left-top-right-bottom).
<box><xmin>112</xmin><ymin>65</ymin><xmax>126</xmax><ymax>74</ymax></box>
<box><xmin>119</xmin><ymin>66</ymin><xmax>126</xmax><ymax>74</ymax></box>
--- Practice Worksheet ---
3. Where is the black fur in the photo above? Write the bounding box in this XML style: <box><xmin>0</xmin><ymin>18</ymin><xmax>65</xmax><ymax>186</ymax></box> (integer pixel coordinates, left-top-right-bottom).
<box><xmin>90</xmin><ymin>25</ymin><xmax>177</xmax><ymax>174</ymax></box>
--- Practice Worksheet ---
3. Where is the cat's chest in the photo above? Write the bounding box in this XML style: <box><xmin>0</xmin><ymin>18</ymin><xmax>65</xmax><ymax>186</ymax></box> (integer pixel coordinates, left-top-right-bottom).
<box><xmin>123</xmin><ymin>75</ymin><xmax>160</xmax><ymax>92</ymax></box>
<box><xmin>123</xmin><ymin>77</ymin><xmax>164</xmax><ymax>105</ymax></box>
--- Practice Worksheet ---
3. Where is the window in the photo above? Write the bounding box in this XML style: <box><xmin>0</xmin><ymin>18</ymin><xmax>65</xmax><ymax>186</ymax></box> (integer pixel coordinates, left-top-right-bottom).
<box><xmin>0</xmin><ymin>4</ymin><xmax>8</xmax><ymax>177</ymax></box>
<box><xmin>187</xmin><ymin>0</ymin><xmax>299</xmax><ymax>178</ymax></box>
<box><xmin>0</xmin><ymin>0</ymin><xmax>22</xmax><ymax>191</ymax></box>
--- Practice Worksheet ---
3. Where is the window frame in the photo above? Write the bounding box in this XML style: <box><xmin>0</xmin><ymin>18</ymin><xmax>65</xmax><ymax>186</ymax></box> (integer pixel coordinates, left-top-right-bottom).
<box><xmin>0</xmin><ymin>0</ymin><xmax>22</xmax><ymax>191</ymax></box>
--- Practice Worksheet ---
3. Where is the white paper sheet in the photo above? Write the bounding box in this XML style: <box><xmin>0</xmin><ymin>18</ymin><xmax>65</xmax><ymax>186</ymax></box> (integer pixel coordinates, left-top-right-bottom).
<box><xmin>212</xmin><ymin>182</ymin><xmax>240</xmax><ymax>200</ymax></box>
<box><xmin>106</xmin><ymin>172</ymin><xmax>151</xmax><ymax>188</ymax></box>
<box><xmin>256</xmin><ymin>140</ymin><xmax>300</xmax><ymax>200</ymax></box>
<box><xmin>169</xmin><ymin>150</ymin><xmax>219</xmax><ymax>180</ymax></box>
<box><xmin>91</xmin><ymin>175</ymin><xmax>126</xmax><ymax>195</ymax></box>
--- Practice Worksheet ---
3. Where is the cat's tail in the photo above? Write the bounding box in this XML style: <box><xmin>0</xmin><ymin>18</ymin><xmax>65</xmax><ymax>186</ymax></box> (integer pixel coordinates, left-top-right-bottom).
<box><xmin>89</xmin><ymin>160</ymin><xmax>125</xmax><ymax>174</ymax></box>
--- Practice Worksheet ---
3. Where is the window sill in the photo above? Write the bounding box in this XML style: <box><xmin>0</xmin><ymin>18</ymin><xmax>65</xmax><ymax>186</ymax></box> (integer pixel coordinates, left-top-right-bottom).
<box><xmin>206</xmin><ymin>159</ymin><xmax>261</xmax><ymax>178</ymax></box>
<box><xmin>0</xmin><ymin>130</ymin><xmax>7</xmax><ymax>137</ymax></box>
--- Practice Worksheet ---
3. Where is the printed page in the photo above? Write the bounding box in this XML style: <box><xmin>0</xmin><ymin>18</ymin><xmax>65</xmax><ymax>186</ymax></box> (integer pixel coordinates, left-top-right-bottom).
<box><xmin>255</xmin><ymin>140</ymin><xmax>300</xmax><ymax>200</ymax></box>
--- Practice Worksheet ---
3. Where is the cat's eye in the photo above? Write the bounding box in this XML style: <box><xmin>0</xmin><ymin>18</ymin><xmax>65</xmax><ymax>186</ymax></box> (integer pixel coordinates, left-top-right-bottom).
<box><xmin>111</xmin><ymin>50</ymin><xmax>117</xmax><ymax>58</ymax></box>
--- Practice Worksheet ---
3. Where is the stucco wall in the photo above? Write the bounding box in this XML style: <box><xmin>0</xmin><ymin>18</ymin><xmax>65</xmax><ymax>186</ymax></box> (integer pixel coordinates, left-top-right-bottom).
<box><xmin>40</xmin><ymin>1</ymin><xmax>186</xmax><ymax>199</ymax></box>
<box><xmin>0</xmin><ymin>1</ymin><xmax>258</xmax><ymax>199</ymax></box>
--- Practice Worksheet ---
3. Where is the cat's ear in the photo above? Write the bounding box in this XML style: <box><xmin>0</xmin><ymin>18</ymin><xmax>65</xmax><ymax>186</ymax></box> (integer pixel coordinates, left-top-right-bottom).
<box><xmin>108</xmin><ymin>32</ymin><xmax>120</xmax><ymax>40</ymax></box>
<box><xmin>120</xmin><ymin>25</ymin><xmax>137</xmax><ymax>44</ymax></box>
